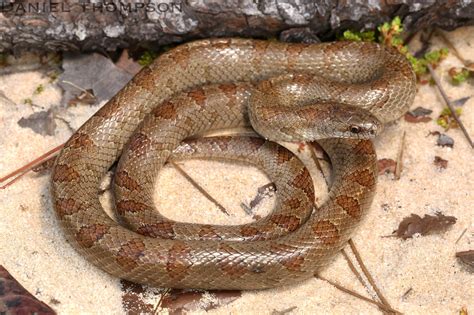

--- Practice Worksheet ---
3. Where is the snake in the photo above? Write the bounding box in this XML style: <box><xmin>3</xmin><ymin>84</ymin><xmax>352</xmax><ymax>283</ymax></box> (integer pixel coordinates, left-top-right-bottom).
<box><xmin>51</xmin><ymin>38</ymin><xmax>416</xmax><ymax>290</ymax></box>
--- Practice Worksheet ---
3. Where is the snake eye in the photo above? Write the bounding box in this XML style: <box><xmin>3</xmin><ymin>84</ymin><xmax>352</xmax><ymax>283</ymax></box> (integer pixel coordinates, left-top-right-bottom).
<box><xmin>350</xmin><ymin>125</ymin><xmax>361</xmax><ymax>134</ymax></box>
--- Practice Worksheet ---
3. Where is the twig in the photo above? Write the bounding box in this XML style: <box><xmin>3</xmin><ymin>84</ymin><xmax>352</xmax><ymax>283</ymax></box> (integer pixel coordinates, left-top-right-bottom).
<box><xmin>401</xmin><ymin>288</ymin><xmax>413</xmax><ymax>300</ymax></box>
<box><xmin>394</xmin><ymin>131</ymin><xmax>406</xmax><ymax>180</ymax></box>
<box><xmin>348</xmin><ymin>240</ymin><xmax>393</xmax><ymax>310</ymax></box>
<box><xmin>315</xmin><ymin>274</ymin><xmax>401</xmax><ymax>314</ymax></box>
<box><xmin>341</xmin><ymin>249</ymin><xmax>371</xmax><ymax>293</ymax></box>
<box><xmin>153</xmin><ymin>288</ymin><xmax>170</xmax><ymax>315</ymax></box>
<box><xmin>0</xmin><ymin>143</ymin><xmax>64</xmax><ymax>189</ymax></box>
<box><xmin>455</xmin><ymin>228</ymin><xmax>467</xmax><ymax>244</ymax></box>
<box><xmin>271</xmin><ymin>306</ymin><xmax>298</xmax><ymax>315</ymax></box>
<box><xmin>170</xmin><ymin>161</ymin><xmax>230</xmax><ymax>216</ymax></box>
<box><xmin>435</xmin><ymin>29</ymin><xmax>471</xmax><ymax>66</ymax></box>
<box><xmin>427</xmin><ymin>64</ymin><xmax>474</xmax><ymax>148</ymax></box>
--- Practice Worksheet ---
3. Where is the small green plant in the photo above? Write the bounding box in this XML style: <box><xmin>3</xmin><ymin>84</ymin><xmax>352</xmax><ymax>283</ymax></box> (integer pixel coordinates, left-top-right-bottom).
<box><xmin>33</xmin><ymin>84</ymin><xmax>44</xmax><ymax>95</ymax></box>
<box><xmin>341</xmin><ymin>16</ymin><xmax>449</xmax><ymax>81</ymax></box>
<box><xmin>138</xmin><ymin>51</ymin><xmax>159</xmax><ymax>66</ymax></box>
<box><xmin>448</xmin><ymin>67</ymin><xmax>471</xmax><ymax>85</ymax></box>
<box><xmin>340</xmin><ymin>30</ymin><xmax>375</xmax><ymax>42</ymax></box>
<box><xmin>437</xmin><ymin>107</ymin><xmax>462</xmax><ymax>130</ymax></box>
<box><xmin>23</xmin><ymin>98</ymin><xmax>33</xmax><ymax>105</ymax></box>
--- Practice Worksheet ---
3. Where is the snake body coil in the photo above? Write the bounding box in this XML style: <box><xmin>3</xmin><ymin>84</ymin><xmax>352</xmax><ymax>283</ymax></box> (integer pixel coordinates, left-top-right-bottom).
<box><xmin>51</xmin><ymin>39</ymin><xmax>416</xmax><ymax>289</ymax></box>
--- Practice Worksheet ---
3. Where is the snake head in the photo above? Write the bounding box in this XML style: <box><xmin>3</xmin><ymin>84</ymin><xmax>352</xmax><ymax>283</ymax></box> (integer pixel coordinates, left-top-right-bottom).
<box><xmin>312</xmin><ymin>103</ymin><xmax>383</xmax><ymax>139</ymax></box>
<box><xmin>328</xmin><ymin>104</ymin><xmax>383</xmax><ymax>139</ymax></box>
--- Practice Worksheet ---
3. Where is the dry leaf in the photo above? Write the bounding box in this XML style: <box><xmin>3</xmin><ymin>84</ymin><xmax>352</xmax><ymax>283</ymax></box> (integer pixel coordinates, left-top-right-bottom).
<box><xmin>17</xmin><ymin>109</ymin><xmax>56</xmax><ymax>136</ymax></box>
<box><xmin>58</xmin><ymin>53</ymin><xmax>134</xmax><ymax>106</ymax></box>
<box><xmin>120</xmin><ymin>280</ymin><xmax>154</xmax><ymax>314</ymax></box>
<box><xmin>241</xmin><ymin>182</ymin><xmax>276</xmax><ymax>215</ymax></box>
<box><xmin>0</xmin><ymin>265</ymin><xmax>56</xmax><ymax>314</ymax></box>
<box><xmin>116</xmin><ymin>49</ymin><xmax>143</xmax><ymax>75</ymax></box>
<box><xmin>429</xmin><ymin>131</ymin><xmax>455</xmax><ymax>148</ymax></box>
<box><xmin>161</xmin><ymin>289</ymin><xmax>241</xmax><ymax>314</ymax></box>
<box><xmin>68</xmin><ymin>89</ymin><xmax>96</xmax><ymax>106</ymax></box>
<box><xmin>377</xmin><ymin>158</ymin><xmax>397</xmax><ymax>175</ymax></box>
<box><xmin>433</xmin><ymin>156</ymin><xmax>448</xmax><ymax>169</ymax></box>
<box><xmin>404</xmin><ymin>107</ymin><xmax>432</xmax><ymax>123</ymax></box>
<box><xmin>452</xmin><ymin>96</ymin><xmax>470</xmax><ymax>106</ymax></box>
<box><xmin>393</xmin><ymin>213</ymin><xmax>457</xmax><ymax>239</ymax></box>
<box><xmin>456</xmin><ymin>250</ymin><xmax>474</xmax><ymax>272</ymax></box>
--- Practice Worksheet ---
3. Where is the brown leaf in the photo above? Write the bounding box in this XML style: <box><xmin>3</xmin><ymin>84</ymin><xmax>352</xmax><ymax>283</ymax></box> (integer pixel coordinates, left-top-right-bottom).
<box><xmin>393</xmin><ymin>213</ymin><xmax>457</xmax><ymax>239</ymax></box>
<box><xmin>120</xmin><ymin>280</ymin><xmax>154</xmax><ymax>314</ymax></box>
<box><xmin>161</xmin><ymin>289</ymin><xmax>241</xmax><ymax>314</ymax></box>
<box><xmin>404</xmin><ymin>107</ymin><xmax>432</xmax><ymax>123</ymax></box>
<box><xmin>456</xmin><ymin>250</ymin><xmax>474</xmax><ymax>272</ymax></box>
<box><xmin>116</xmin><ymin>49</ymin><xmax>143</xmax><ymax>75</ymax></box>
<box><xmin>433</xmin><ymin>156</ymin><xmax>448</xmax><ymax>169</ymax></box>
<box><xmin>0</xmin><ymin>265</ymin><xmax>56</xmax><ymax>314</ymax></box>
<box><xmin>377</xmin><ymin>158</ymin><xmax>397</xmax><ymax>175</ymax></box>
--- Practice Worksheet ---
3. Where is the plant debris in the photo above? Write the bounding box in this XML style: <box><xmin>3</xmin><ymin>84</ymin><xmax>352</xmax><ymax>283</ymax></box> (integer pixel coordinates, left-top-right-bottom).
<box><xmin>0</xmin><ymin>265</ymin><xmax>56</xmax><ymax>314</ymax></box>
<box><xmin>456</xmin><ymin>250</ymin><xmax>474</xmax><ymax>272</ymax></box>
<box><xmin>452</xmin><ymin>96</ymin><xmax>471</xmax><ymax>107</ymax></box>
<box><xmin>392</xmin><ymin>212</ymin><xmax>457</xmax><ymax>239</ymax></box>
<box><xmin>404</xmin><ymin>107</ymin><xmax>433</xmax><ymax>123</ymax></box>
<box><xmin>429</xmin><ymin>131</ymin><xmax>455</xmax><ymax>148</ymax></box>
<box><xmin>68</xmin><ymin>89</ymin><xmax>96</xmax><ymax>106</ymax></box>
<box><xmin>120</xmin><ymin>280</ymin><xmax>155</xmax><ymax>314</ymax></box>
<box><xmin>433</xmin><ymin>156</ymin><xmax>448</xmax><ymax>169</ymax></box>
<box><xmin>437</xmin><ymin>107</ymin><xmax>463</xmax><ymax>130</ymax></box>
<box><xmin>58</xmin><ymin>53</ymin><xmax>134</xmax><ymax>106</ymax></box>
<box><xmin>115</xmin><ymin>49</ymin><xmax>143</xmax><ymax>76</ymax></box>
<box><xmin>377</xmin><ymin>158</ymin><xmax>397</xmax><ymax>175</ymax></box>
<box><xmin>32</xmin><ymin>156</ymin><xmax>57</xmax><ymax>174</ymax></box>
<box><xmin>271</xmin><ymin>306</ymin><xmax>298</xmax><ymax>315</ymax></box>
<box><xmin>161</xmin><ymin>289</ymin><xmax>241</xmax><ymax>314</ymax></box>
<box><xmin>448</xmin><ymin>66</ymin><xmax>473</xmax><ymax>85</ymax></box>
<box><xmin>17</xmin><ymin>109</ymin><xmax>56</xmax><ymax>136</ymax></box>
<box><xmin>241</xmin><ymin>182</ymin><xmax>276</xmax><ymax>215</ymax></box>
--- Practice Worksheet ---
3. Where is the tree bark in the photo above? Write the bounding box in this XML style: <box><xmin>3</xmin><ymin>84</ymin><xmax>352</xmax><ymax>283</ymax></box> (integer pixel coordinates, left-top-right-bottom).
<box><xmin>0</xmin><ymin>0</ymin><xmax>473</xmax><ymax>53</ymax></box>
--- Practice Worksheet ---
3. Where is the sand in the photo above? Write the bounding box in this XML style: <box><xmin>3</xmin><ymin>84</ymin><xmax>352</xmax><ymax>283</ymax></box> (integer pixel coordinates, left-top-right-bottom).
<box><xmin>0</xmin><ymin>27</ymin><xmax>472</xmax><ymax>314</ymax></box>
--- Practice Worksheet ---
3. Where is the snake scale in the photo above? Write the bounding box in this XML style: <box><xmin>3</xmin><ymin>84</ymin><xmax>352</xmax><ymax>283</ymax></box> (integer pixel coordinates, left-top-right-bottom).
<box><xmin>51</xmin><ymin>38</ymin><xmax>416</xmax><ymax>289</ymax></box>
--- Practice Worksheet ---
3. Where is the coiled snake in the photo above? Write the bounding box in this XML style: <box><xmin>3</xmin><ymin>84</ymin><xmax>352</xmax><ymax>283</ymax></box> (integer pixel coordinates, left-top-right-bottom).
<box><xmin>51</xmin><ymin>38</ymin><xmax>416</xmax><ymax>289</ymax></box>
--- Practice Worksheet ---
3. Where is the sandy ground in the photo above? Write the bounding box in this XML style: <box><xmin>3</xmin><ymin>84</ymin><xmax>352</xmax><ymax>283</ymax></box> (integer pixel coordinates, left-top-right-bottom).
<box><xmin>0</xmin><ymin>27</ymin><xmax>473</xmax><ymax>314</ymax></box>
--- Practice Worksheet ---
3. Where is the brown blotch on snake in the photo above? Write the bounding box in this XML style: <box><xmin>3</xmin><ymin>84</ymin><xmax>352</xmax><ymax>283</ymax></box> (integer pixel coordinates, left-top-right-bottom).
<box><xmin>51</xmin><ymin>38</ymin><xmax>416</xmax><ymax>289</ymax></box>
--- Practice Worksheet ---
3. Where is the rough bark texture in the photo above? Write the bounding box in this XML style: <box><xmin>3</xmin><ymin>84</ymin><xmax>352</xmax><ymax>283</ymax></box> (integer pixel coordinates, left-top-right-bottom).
<box><xmin>0</xmin><ymin>0</ymin><xmax>473</xmax><ymax>53</ymax></box>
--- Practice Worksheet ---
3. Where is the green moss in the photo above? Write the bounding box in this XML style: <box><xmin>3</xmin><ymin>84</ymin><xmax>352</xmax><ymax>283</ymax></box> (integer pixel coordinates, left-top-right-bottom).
<box><xmin>23</xmin><ymin>98</ymin><xmax>32</xmax><ymax>105</ymax></box>
<box><xmin>48</xmin><ymin>71</ymin><xmax>60</xmax><ymax>83</ymax></box>
<box><xmin>33</xmin><ymin>84</ymin><xmax>44</xmax><ymax>95</ymax></box>
<box><xmin>138</xmin><ymin>51</ymin><xmax>159</xmax><ymax>66</ymax></box>
<box><xmin>340</xmin><ymin>30</ymin><xmax>375</xmax><ymax>42</ymax></box>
